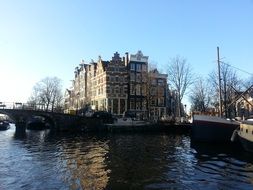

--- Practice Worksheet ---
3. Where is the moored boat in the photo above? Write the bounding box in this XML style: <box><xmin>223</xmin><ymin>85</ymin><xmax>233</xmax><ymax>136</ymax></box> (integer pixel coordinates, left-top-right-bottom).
<box><xmin>191</xmin><ymin>114</ymin><xmax>239</xmax><ymax>142</ymax></box>
<box><xmin>235</xmin><ymin>120</ymin><xmax>253</xmax><ymax>153</ymax></box>
<box><xmin>0</xmin><ymin>120</ymin><xmax>10</xmax><ymax>130</ymax></box>
<box><xmin>106</xmin><ymin>117</ymin><xmax>151</xmax><ymax>127</ymax></box>
<box><xmin>26</xmin><ymin>116</ymin><xmax>46</xmax><ymax>130</ymax></box>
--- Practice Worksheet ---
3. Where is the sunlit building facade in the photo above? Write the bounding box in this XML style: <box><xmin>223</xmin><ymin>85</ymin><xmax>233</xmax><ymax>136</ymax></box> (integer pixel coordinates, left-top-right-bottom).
<box><xmin>64</xmin><ymin>51</ymin><xmax>171</xmax><ymax>118</ymax></box>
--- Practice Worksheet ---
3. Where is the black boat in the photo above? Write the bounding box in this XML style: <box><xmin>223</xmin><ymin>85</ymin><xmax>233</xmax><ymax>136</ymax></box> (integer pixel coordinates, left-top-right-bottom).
<box><xmin>191</xmin><ymin>114</ymin><xmax>239</xmax><ymax>142</ymax></box>
<box><xmin>0</xmin><ymin>120</ymin><xmax>10</xmax><ymax>130</ymax></box>
<box><xmin>26</xmin><ymin>116</ymin><xmax>46</xmax><ymax>130</ymax></box>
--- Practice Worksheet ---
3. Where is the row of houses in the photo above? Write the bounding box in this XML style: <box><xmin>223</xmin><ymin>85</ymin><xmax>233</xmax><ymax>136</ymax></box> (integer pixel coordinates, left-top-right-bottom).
<box><xmin>64</xmin><ymin>51</ymin><xmax>180</xmax><ymax>120</ymax></box>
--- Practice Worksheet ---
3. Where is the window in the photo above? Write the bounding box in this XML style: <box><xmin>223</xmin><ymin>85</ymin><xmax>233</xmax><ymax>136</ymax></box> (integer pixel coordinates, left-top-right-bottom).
<box><xmin>142</xmin><ymin>86</ymin><xmax>146</xmax><ymax>95</ymax></box>
<box><xmin>158</xmin><ymin>88</ymin><xmax>164</xmax><ymax>96</ymax></box>
<box><xmin>142</xmin><ymin>75</ymin><xmax>147</xmax><ymax>82</ymax></box>
<box><xmin>136</xmin><ymin>101</ymin><xmax>141</xmax><ymax>110</ymax></box>
<box><xmin>136</xmin><ymin>64</ymin><xmax>141</xmax><ymax>71</ymax></box>
<box><xmin>158</xmin><ymin>98</ymin><xmax>164</xmax><ymax>106</ymax></box>
<box><xmin>151</xmin><ymin>87</ymin><xmax>156</xmax><ymax>95</ymax></box>
<box><xmin>158</xmin><ymin>79</ymin><xmax>164</xmax><ymax>86</ymax></box>
<box><xmin>130</xmin><ymin>73</ymin><xmax>135</xmax><ymax>81</ymax></box>
<box><xmin>142</xmin><ymin>65</ymin><xmax>147</xmax><ymax>71</ymax></box>
<box><xmin>108</xmin><ymin>99</ymin><xmax>112</xmax><ymax>106</ymax></box>
<box><xmin>130</xmin><ymin>99</ymin><xmax>135</xmax><ymax>109</ymax></box>
<box><xmin>131</xmin><ymin>84</ymin><xmax>135</xmax><ymax>95</ymax></box>
<box><xmin>136</xmin><ymin>85</ymin><xmax>141</xmax><ymax>95</ymax></box>
<box><xmin>115</xmin><ymin>86</ymin><xmax>119</xmax><ymax>94</ymax></box>
<box><xmin>106</xmin><ymin>87</ymin><xmax>110</xmax><ymax>94</ymax></box>
<box><xmin>136</xmin><ymin>74</ymin><xmax>141</xmax><ymax>82</ymax></box>
<box><xmin>130</xmin><ymin>63</ymin><xmax>135</xmax><ymax>70</ymax></box>
<box><xmin>120</xmin><ymin>86</ymin><xmax>123</xmax><ymax>94</ymax></box>
<box><xmin>111</xmin><ymin>87</ymin><xmax>114</xmax><ymax>94</ymax></box>
<box><xmin>124</xmin><ymin>86</ymin><xmax>128</xmax><ymax>93</ymax></box>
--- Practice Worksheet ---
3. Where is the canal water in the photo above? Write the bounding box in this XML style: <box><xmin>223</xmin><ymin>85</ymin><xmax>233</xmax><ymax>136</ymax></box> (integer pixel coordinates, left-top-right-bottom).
<box><xmin>1</xmin><ymin>125</ymin><xmax>253</xmax><ymax>190</ymax></box>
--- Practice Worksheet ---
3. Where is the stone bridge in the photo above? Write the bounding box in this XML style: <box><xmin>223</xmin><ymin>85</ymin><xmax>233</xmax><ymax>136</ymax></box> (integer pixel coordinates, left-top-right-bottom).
<box><xmin>0</xmin><ymin>109</ymin><xmax>104</xmax><ymax>132</ymax></box>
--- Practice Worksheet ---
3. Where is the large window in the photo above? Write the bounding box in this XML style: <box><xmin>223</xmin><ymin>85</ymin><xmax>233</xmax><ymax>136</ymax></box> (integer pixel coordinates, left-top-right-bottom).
<box><xmin>151</xmin><ymin>99</ymin><xmax>156</xmax><ymax>106</ymax></box>
<box><xmin>151</xmin><ymin>87</ymin><xmax>156</xmax><ymax>95</ymax></box>
<box><xmin>106</xmin><ymin>87</ymin><xmax>110</xmax><ymax>94</ymax></box>
<box><xmin>111</xmin><ymin>86</ymin><xmax>114</xmax><ymax>94</ymax></box>
<box><xmin>136</xmin><ymin>64</ymin><xmax>141</xmax><ymax>71</ymax></box>
<box><xmin>124</xmin><ymin>86</ymin><xmax>128</xmax><ymax>93</ymax></box>
<box><xmin>136</xmin><ymin>74</ymin><xmax>141</xmax><ymax>82</ymax></box>
<box><xmin>136</xmin><ymin>101</ymin><xmax>141</xmax><ymax>110</ymax></box>
<box><xmin>115</xmin><ymin>86</ymin><xmax>119</xmax><ymax>94</ymax></box>
<box><xmin>136</xmin><ymin>85</ymin><xmax>141</xmax><ymax>95</ymax></box>
<box><xmin>130</xmin><ymin>63</ymin><xmax>135</xmax><ymax>70</ymax></box>
<box><xmin>130</xmin><ymin>73</ymin><xmax>135</xmax><ymax>81</ymax></box>
<box><xmin>158</xmin><ymin>98</ymin><xmax>164</xmax><ymax>106</ymax></box>
<box><xmin>142</xmin><ymin>65</ymin><xmax>147</xmax><ymax>71</ymax></box>
<box><xmin>130</xmin><ymin>99</ymin><xmax>135</xmax><ymax>109</ymax></box>
<box><xmin>158</xmin><ymin>88</ymin><xmax>164</xmax><ymax>96</ymax></box>
<box><xmin>131</xmin><ymin>84</ymin><xmax>135</xmax><ymax>95</ymax></box>
<box><xmin>120</xmin><ymin>86</ymin><xmax>123</xmax><ymax>94</ymax></box>
<box><xmin>142</xmin><ymin>86</ymin><xmax>146</xmax><ymax>95</ymax></box>
<box><xmin>158</xmin><ymin>79</ymin><xmax>164</xmax><ymax>86</ymax></box>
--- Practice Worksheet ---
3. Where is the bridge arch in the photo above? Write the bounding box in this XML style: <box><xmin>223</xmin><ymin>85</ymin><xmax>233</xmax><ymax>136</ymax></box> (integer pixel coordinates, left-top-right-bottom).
<box><xmin>0</xmin><ymin>109</ymin><xmax>57</xmax><ymax>130</ymax></box>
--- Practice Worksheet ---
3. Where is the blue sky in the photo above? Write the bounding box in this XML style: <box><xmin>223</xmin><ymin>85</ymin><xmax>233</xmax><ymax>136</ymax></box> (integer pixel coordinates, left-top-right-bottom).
<box><xmin>1</xmin><ymin>0</ymin><xmax>253</xmax><ymax>105</ymax></box>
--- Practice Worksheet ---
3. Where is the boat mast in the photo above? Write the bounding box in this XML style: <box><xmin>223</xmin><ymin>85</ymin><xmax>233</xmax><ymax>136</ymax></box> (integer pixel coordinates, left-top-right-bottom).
<box><xmin>217</xmin><ymin>46</ymin><xmax>222</xmax><ymax>117</ymax></box>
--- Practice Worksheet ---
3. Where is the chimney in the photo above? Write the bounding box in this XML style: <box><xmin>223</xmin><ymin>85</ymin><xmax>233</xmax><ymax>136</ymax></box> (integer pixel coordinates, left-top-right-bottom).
<box><xmin>125</xmin><ymin>52</ymin><xmax>129</xmax><ymax>66</ymax></box>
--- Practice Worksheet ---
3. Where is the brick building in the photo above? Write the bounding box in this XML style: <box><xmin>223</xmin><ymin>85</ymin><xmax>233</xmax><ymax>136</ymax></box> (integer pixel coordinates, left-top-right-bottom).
<box><xmin>64</xmin><ymin>51</ymin><xmax>173</xmax><ymax>119</ymax></box>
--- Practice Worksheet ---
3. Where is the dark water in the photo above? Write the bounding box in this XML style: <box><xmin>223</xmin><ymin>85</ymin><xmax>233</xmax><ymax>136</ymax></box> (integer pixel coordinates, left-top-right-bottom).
<box><xmin>1</xmin><ymin>125</ymin><xmax>253</xmax><ymax>190</ymax></box>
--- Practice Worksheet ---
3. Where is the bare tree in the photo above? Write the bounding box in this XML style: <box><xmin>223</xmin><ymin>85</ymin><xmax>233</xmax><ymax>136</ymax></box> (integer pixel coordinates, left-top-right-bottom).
<box><xmin>243</xmin><ymin>75</ymin><xmax>253</xmax><ymax>89</ymax></box>
<box><xmin>208</xmin><ymin>63</ymin><xmax>242</xmax><ymax>117</ymax></box>
<box><xmin>28</xmin><ymin>77</ymin><xmax>63</xmax><ymax>112</ymax></box>
<box><xmin>167</xmin><ymin>56</ymin><xmax>194</xmax><ymax>117</ymax></box>
<box><xmin>189</xmin><ymin>77</ymin><xmax>211</xmax><ymax>113</ymax></box>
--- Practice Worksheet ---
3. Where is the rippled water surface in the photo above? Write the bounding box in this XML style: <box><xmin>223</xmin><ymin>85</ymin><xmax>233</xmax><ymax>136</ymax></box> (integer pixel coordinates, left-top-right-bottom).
<box><xmin>1</xmin><ymin>124</ymin><xmax>253</xmax><ymax>190</ymax></box>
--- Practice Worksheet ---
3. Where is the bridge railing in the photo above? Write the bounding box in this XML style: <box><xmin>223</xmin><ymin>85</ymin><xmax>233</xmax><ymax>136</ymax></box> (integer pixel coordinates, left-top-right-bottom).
<box><xmin>0</xmin><ymin>102</ymin><xmax>46</xmax><ymax>111</ymax></box>
<box><xmin>0</xmin><ymin>102</ymin><xmax>65</xmax><ymax>113</ymax></box>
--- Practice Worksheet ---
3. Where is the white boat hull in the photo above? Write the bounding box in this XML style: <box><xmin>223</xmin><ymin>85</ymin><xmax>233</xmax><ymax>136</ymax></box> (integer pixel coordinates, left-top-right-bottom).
<box><xmin>238</xmin><ymin>120</ymin><xmax>253</xmax><ymax>153</ymax></box>
<box><xmin>106</xmin><ymin>117</ymin><xmax>151</xmax><ymax>127</ymax></box>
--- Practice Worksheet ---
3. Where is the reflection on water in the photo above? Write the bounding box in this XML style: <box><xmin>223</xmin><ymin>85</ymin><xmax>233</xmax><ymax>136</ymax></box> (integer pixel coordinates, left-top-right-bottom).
<box><xmin>190</xmin><ymin>142</ymin><xmax>253</xmax><ymax>190</ymax></box>
<box><xmin>0</xmin><ymin>125</ymin><xmax>253</xmax><ymax>189</ymax></box>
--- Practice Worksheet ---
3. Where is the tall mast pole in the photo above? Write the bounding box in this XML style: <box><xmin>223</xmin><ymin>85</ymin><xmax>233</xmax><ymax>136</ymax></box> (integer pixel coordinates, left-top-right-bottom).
<box><xmin>217</xmin><ymin>47</ymin><xmax>222</xmax><ymax>117</ymax></box>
